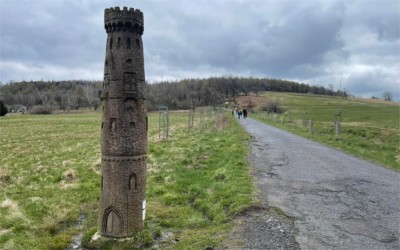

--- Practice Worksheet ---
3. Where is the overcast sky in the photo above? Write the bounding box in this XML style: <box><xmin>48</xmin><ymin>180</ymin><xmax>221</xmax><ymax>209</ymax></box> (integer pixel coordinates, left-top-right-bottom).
<box><xmin>0</xmin><ymin>0</ymin><xmax>399</xmax><ymax>100</ymax></box>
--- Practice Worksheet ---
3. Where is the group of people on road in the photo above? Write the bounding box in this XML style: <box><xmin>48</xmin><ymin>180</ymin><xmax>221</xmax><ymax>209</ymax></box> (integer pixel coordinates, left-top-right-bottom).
<box><xmin>232</xmin><ymin>106</ymin><xmax>248</xmax><ymax>119</ymax></box>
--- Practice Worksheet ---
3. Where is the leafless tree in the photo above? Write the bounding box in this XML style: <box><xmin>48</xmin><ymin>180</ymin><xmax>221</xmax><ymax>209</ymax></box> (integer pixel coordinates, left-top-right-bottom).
<box><xmin>83</xmin><ymin>83</ymin><xmax>97</xmax><ymax>109</ymax></box>
<box><xmin>383</xmin><ymin>91</ymin><xmax>392</xmax><ymax>101</ymax></box>
<box><xmin>36</xmin><ymin>90</ymin><xmax>49</xmax><ymax>106</ymax></box>
<box><xmin>328</xmin><ymin>84</ymin><xmax>334</xmax><ymax>95</ymax></box>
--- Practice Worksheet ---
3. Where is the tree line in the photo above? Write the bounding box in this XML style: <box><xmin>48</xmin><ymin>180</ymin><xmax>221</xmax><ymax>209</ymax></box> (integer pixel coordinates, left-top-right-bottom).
<box><xmin>0</xmin><ymin>76</ymin><xmax>348</xmax><ymax>113</ymax></box>
<box><xmin>0</xmin><ymin>80</ymin><xmax>102</xmax><ymax>112</ymax></box>
<box><xmin>147</xmin><ymin>77</ymin><xmax>348</xmax><ymax>110</ymax></box>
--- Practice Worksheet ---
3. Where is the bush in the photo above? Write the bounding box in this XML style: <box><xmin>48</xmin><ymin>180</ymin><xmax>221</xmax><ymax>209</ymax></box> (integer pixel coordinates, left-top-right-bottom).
<box><xmin>0</xmin><ymin>100</ymin><xmax>8</xmax><ymax>116</ymax></box>
<box><xmin>29</xmin><ymin>105</ymin><xmax>54</xmax><ymax>115</ymax></box>
<box><xmin>262</xmin><ymin>100</ymin><xmax>285</xmax><ymax>114</ymax></box>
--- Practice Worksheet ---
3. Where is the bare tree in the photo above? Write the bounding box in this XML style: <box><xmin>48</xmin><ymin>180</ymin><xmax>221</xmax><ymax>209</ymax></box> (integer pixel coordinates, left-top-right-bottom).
<box><xmin>73</xmin><ymin>86</ymin><xmax>86</xmax><ymax>109</ymax></box>
<box><xmin>36</xmin><ymin>90</ymin><xmax>49</xmax><ymax>106</ymax></box>
<box><xmin>328</xmin><ymin>84</ymin><xmax>334</xmax><ymax>95</ymax></box>
<box><xmin>83</xmin><ymin>83</ymin><xmax>96</xmax><ymax>109</ymax></box>
<box><xmin>66</xmin><ymin>90</ymin><xmax>74</xmax><ymax>111</ymax></box>
<box><xmin>383</xmin><ymin>91</ymin><xmax>393</xmax><ymax>101</ymax></box>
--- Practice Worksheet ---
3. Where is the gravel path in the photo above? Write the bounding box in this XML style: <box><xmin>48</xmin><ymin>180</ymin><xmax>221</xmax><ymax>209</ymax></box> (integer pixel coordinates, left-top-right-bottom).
<box><xmin>236</xmin><ymin>118</ymin><xmax>400</xmax><ymax>249</ymax></box>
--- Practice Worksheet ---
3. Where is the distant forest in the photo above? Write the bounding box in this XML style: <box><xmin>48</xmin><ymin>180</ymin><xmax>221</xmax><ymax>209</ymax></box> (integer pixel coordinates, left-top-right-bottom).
<box><xmin>0</xmin><ymin>76</ymin><xmax>348</xmax><ymax>111</ymax></box>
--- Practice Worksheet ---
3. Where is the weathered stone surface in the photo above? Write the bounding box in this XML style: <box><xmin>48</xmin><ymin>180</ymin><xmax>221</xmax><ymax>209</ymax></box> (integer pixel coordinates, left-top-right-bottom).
<box><xmin>98</xmin><ymin>6</ymin><xmax>147</xmax><ymax>238</ymax></box>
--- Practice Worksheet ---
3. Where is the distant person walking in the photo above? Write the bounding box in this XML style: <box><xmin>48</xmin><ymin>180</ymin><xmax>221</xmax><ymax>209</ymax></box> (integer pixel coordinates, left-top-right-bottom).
<box><xmin>238</xmin><ymin>110</ymin><xmax>242</xmax><ymax>119</ymax></box>
<box><xmin>243</xmin><ymin>109</ymin><xmax>247</xmax><ymax>118</ymax></box>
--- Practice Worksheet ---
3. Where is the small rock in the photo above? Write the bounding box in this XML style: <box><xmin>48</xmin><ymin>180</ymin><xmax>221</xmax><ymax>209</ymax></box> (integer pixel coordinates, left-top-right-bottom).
<box><xmin>91</xmin><ymin>232</ymin><xmax>101</xmax><ymax>241</ymax></box>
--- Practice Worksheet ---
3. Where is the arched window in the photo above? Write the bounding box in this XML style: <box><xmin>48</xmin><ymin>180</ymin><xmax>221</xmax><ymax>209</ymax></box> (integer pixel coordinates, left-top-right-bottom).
<box><xmin>136</xmin><ymin>39</ymin><xmax>140</xmax><ymax>49</ymax></box>
<box><xmin>129</xmin><ymin>173</ymin><xmax>137</xmax><ymax>190</ymax></box>
<box><xmin>133</xmin><ymin>23</ymin><xmax>139</xmax><ymax>33</ymax></box>
<box><xmin>102</xmin><ymin>206</ymin><xmax>123</xmax><ymax>234</ymax></box>
<box><xmin>110</xmin><ymin>118</ymin><xmax>116</xmax><ymax>133</ymax></box>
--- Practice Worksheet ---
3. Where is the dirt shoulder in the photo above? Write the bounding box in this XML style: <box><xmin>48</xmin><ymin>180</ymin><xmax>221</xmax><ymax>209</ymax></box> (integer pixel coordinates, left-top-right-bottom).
<box><xmin>222</xmin><ymin>205</ymin><xmax>299</xmax><ymax>249</ymax></box>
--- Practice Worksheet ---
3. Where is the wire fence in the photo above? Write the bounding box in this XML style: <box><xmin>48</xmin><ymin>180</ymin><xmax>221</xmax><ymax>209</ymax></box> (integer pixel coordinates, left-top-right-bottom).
<box><xmin>155</xmin><ymin>106</ymin><xmax>224</xmax><ymax>141</ymax></box>
<box><xmin>253</xmin><ymin>110</ymin><xmax>399</xmax><ymax>141</ymax></box>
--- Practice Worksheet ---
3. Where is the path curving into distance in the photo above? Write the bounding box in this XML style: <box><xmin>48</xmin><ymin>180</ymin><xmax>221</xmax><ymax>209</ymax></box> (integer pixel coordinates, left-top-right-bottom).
<box><xmin>238</xmin><ymin>117</ymin><xmax>400</xmax><ymax>249</ymax></box>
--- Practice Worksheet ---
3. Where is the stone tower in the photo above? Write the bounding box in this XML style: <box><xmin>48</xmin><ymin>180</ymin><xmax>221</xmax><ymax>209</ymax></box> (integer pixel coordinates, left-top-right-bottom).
<box><xmin>98</xmin><ymin>6</ymin><xmax>147</xmax><ymax>238</ymax></box>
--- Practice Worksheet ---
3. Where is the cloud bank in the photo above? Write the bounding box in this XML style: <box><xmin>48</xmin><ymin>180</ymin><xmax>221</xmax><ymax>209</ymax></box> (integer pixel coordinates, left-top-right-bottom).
<box><xmin>0</xmin><ymin>0</ymin><xmax>399</xmax><ymax>99</ymax></box>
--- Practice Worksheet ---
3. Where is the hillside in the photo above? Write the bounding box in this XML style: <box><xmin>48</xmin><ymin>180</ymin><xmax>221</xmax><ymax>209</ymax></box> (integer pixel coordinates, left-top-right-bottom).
<box><xmin>237</xmin><ymin>92</ymin><xmax>399</xmax><ymax>128</ymax></box>
<box><xmin>237</xmin><ymin>92</ymin><xmax>399</xmax><ymax>170</ymax></box>
<box><xmin>0</xmin><ymin>77</ymin><xmax>346</xmax><ymax>112</ymax></box>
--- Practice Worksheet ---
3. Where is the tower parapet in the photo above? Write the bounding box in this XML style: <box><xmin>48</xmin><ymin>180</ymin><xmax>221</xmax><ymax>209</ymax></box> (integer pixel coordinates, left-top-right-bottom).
<box><xmin>105</xmin><ymin>7</ymin><xmax>144</xmax><ymax>34</ymax></box>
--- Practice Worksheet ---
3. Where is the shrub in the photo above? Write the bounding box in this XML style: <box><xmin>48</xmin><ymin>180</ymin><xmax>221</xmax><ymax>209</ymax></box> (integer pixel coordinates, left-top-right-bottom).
<box><xmin>29</xmin><ymin>105</ymin><xmax>53</xmax><ymax>115</ymax></box>
<box><xmin>262</xmin><ymin>100</ymin><xmax>285</xmax><ymax>114</ymax></box>
<box><xmin>0</xmin><ymin>100</ymin><xmax>8</xmax><ymax>116</ymax></box>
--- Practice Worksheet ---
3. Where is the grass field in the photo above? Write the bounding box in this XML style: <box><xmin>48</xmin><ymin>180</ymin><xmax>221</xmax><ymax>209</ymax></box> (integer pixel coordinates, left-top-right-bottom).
<box><xmin>239</xmin><ymin>92</ymin><xmax>400</xmax><ymax>170</ymax></box>
<box><xmin>1</xmin><ymin>92</ymin><xmax>397</xmax><ymax>249</ymax></box>
<box><xmin>0</xmin><ymin>109</ymin><xmax>253</xmax><ymax>249</ymax></box>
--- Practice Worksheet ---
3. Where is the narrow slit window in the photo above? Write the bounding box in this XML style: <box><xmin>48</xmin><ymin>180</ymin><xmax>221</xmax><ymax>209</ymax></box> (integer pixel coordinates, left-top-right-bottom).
<box><xmin>110</xmin><ymin>118</ymin><xmax>116</xmax><ymax>133</ymax></box>
<box><xmin>129</xmin><ymin>173</ymin><xmax>137</xmax><ymax>190</ymax></box>
<box><xmin>117</xmin><ymin>37</ymin><xmax>121</xmax><ymax>49</ymax></box>
<box><xmin>109</xmin><ymin>38</ymin><xmax>113</xmax><ymax>49</ymax></box>
<box><xmin>127</xmin><ymin>38</ymin><xmax>131</xmax><ymax>49</ymax></box>
<box><xmin>136</xmin><ymin>39</ymin><xmax>140</xmax><ymax>49</ymax></box>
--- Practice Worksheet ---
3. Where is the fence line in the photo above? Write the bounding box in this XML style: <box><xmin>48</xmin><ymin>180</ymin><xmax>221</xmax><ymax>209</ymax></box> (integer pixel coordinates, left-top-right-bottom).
<box><xmin>158</xmin><ymin>106</ymin><xmax>169</xmax><ymax>140</ymax></box>
<box><xmin>258</xmin><ymin>108</ymin><xmax>399</xmax><ymax>141</ymax></box>
<box><xmin>153</xmin><ymin>107</ymin><xmax>224</xmax><ymax>141</ymax></box>
<box><xmin>261</xmin><ymin>111</ymin><xmax>346</xmax><ymax>138</ymax></box>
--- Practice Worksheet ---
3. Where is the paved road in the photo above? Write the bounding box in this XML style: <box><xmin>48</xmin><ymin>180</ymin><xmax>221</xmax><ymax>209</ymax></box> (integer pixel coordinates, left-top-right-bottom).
<box><xmin>238</xmin><ymin>118</ymin><xmax>400</xmax><ymax>249</ymax></box>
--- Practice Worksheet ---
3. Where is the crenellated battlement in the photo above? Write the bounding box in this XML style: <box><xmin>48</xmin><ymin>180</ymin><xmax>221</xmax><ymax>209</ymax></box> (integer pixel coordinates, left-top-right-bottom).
<box><xmin>105</xmin><ymin>6</ymin><xmax>144</xmax><ymax>34</ymax></box>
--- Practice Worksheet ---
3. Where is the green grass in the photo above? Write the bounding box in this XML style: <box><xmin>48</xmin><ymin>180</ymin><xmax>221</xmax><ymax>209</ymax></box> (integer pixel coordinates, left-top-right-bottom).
<box><xmin>0</xmin><ymin>109</ymin><xmax>253</xmax><ymax>249</ymax></box>
<box><xmin>0</xmin><ymin>112</ymin><xmax>100</xmax><ymax>249</ymax></box>
<box><xmin>251</xmin><ymin>92</ymin><xmax>400</xmax><ymax>170</ymax></box>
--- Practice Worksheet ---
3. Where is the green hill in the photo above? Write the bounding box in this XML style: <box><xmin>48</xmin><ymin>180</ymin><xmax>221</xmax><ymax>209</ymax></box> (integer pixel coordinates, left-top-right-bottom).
<box><xmin>238</xmin><ymin>92</ymin><xmax>399</xmax><ymax>170</ymax></box>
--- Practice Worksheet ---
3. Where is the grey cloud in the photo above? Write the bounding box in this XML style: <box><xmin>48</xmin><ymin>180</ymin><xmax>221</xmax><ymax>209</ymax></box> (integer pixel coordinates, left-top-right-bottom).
<box><xmin>1</xmin><ymin>0</ymin><xmax>104</xmax><ymax>67</ymax></box>
<box><xmin>142</xmin><ymin>0</ymin><xmax>348</xmax><ymax>80</ymax></box>
<box><xmin>373</xmin><ymin>19</ymin><xmax>400</xmax><ymax>41</ymax></box>
<box><xmin>346</xmin><ymin>69</ymin><xmax>399</xmax><ymax>100</ymax></box>
<box><xmin>343</xmin><ymin>0</ymin><xmax>400</xmax><ymax>42</ymax></box>
<box><xmin>236</xmin><ymin>1</ymin><xmax>347</xmax><ymax>79</ymax></box>
<box><xmin>0</xmin><ymin>0</ymin><xmax>398</xmax><ymax>100</ymax></box>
